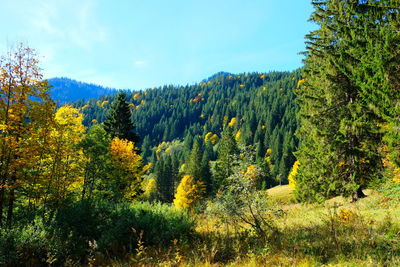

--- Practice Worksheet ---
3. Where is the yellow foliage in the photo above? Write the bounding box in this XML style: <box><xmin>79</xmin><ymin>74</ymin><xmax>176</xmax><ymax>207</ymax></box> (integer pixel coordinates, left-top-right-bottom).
<box><xmin>180</xmin><ymin>163</ymin><xmax>187</xmax><ymax>173</ymax></box>
<box><xmin>235</xmin><ymin>130</ymin><xmax>241</xmax><ymax>142</ymax></box>
<box><xmin>134</xmin><ymin>93</ymin><xmax>141</xmax><ymax>100</ymax></box>
<box><xmin>244</xmin><ymin>164</ymin><xmax>260</xmax><ymax>187</ymax></box>
<box><xmin>205</xmin><ymin>132</ymin><xmax>213</xmax><ymax>143</ymax></box>
<box><xmin>101</xmin><ymin>100</ymin><xmax>109</xmax><ymax>107</ymax></box>
<box><xmin>228</xmin><ymin>117</ymin><xmax>237</xmax><ymax>127</ymax></box>
<box><xmin>211</xmin><ymin>134</ymin><xmax>219</xmax><ymax>144</ymax></box>
<box><xmin>297</xmin><ymin>79</ymin><xmax>306</xmax><ymax>88</ymax></box>
<box><xmin>143</xmin><ymin>178</ymin><xmax>157</xmax><ymax>199</ymax></box>
<box><xmin>266</xmin><ymin>148</ymin><xmax>273</xmax><ymax>156</ymax></box>
<box><xmin>109</xmin><ymin>137</ymin><xmax>143</xmax><ymax>199</ymax></box>
<box><xmin>142</xmin><ymin>162</ymin><xmax>153</xmax><ymax>173</ymax></box>
<box><xmin>260</xmin><ymin>74</ymin><xmax>266</xmax><ymax>79</ymax></box>
<box><xmin>239</xmin><ymin>84</ymin><xmax>245</xmax><ymax>88</ymax></box>
<box><xmin>288</xmin><ymin>161</ymin><xmax>299</xmax><ymax>190</ymax></box>
<box><xmin>173</xmin><ymin>175</ymin><xmax>206</xmax><ymax>209</ymax></box>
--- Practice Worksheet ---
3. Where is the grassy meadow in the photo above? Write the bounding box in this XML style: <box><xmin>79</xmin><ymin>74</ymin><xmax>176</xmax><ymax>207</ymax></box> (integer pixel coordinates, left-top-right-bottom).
<box><xmin>105</xmin><ymin>184</ymin><xmax>400</xmax><ymax>266</ymax></box>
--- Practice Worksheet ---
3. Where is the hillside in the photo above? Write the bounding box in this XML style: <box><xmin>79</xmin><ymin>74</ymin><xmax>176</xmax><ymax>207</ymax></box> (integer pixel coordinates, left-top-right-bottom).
<box><xmin>48</xmin><ymin>77</ymin><xmax>117</xmax><ymax>103</ymax></box>
<box><xmin>74</xmin><ymin>70</ymin><xmax>300</xmax><ymax>186</ymax></box>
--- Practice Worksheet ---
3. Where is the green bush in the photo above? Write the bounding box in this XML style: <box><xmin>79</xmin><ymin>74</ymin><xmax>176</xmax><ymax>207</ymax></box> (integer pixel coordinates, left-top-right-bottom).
<box><xmin>0</xmin><ymin>200</ymin><xmax>195</xmax><ymax>265</ymax></box>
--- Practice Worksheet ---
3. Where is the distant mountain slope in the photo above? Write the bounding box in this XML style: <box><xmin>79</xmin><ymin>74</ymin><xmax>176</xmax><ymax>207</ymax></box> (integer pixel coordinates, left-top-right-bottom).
<box><xmin>73</xmin><ymin>70</ymin><xmax>301</xmax><ymax>182</ymax></box>
<box><xmin>48</xmin><ymin>77</ymin><xmax>117</xmax><ymax>103</ymax></box>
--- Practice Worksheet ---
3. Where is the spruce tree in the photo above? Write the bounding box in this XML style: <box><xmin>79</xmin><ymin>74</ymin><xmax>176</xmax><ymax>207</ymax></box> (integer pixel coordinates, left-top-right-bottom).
<box><xmin>213</xmin><ymin>127</ymin><xmax>239</xmax><ymax>193</ymax></box>
<box><xmin>186</xmin><ymin>139</ymin><xmax>203</xmax><ymax>182</ymax></box>
<box><xmin>103</xmin><ymin>91</ymin><xmax>140</xmax><ymax>144</ymax></box>
<box><xmin>296</xmin><ymin>0</ymin><xmax>385</xmax><ymax>202</ymax></box>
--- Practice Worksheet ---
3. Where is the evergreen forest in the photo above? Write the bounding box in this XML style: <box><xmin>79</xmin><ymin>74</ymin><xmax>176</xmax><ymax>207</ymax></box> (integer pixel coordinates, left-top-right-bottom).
<box><xmin>0</xmin><ymin>1</ymin><xmax>400</xmax><ymax>266</ymax></box>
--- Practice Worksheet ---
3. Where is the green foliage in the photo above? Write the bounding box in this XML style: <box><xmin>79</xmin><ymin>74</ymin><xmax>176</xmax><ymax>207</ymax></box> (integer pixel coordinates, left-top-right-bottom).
<box><xmin>103</xmin><ymin>91</ymin><xmax>140</xmax><ymax>144</ymax></box>
<box><xmin>0</xmin><ymin>200</ymin><xmax>194</xmax><ymax>266</ymax></box>
<box><xmin>295</xmin><ymin>0</ymin><xmax>391</xmax><ymax>202</ymax></box>
<box><xmin>76</xmin><ymin>71</ymin><xmax>300</xmax><ymax>191</ymax></box>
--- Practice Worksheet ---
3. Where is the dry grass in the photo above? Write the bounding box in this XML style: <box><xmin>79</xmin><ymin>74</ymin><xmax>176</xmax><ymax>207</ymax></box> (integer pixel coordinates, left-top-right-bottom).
<box><xmin>114</xmin><ymin>185</ymin><xmax>400</xmax><ymax>266</ymax></box>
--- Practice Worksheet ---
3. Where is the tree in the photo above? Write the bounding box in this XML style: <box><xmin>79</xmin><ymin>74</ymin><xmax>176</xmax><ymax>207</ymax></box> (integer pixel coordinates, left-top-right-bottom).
<box><xmin>80</xmin><ymin>124</ymin><xmax>111</xmax><ymax>200</ymax></box>
<box><xmin>109</xmin><ymin>137</ymin><xmax>143</xmax><ymax>200</ymax></box>
<box><xmin>186</xmin><ymin>139</ymin><xmax>203</xmax><ymax>182</ymax></box>
<box><xmin>0</xmin><ymin>44</ymin><xmax>55</xmax><ymax>225</ymax></box>
<box><xmin>104</xmin><ymin>91</ymin><xmax>140</xmax><ymax>144</ymax></box>
<box><xmin>173</xmin><ymin>175</ymin><xmax>205</xmax><ymax>210</ymax></box>
<box><xmin>296</xmin><ymin>0</ymin><xmax>385</xmax><ymax>202</ymax></box>
<box><xmin>155</xmin><ymin>155</ymin><xmax>175</xmax><ymax>203</ymax></box>
<box><xmin>213</xmin><ymin>127</ymin><xmax>239</xmax><ymax>193</ymax></box>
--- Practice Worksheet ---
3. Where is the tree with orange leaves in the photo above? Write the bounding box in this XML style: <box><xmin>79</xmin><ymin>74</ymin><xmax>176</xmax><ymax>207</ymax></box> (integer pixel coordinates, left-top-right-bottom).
<box><xmin>0</xmin><ymin>44</ymin><xmax>55</xmax><ymax>225</ymax></box>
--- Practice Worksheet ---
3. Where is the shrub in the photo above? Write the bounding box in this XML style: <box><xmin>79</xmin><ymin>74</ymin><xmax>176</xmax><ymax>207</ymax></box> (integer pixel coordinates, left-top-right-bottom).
<box><xmin>0</xmin><ymin>200</ymin><xmax>195</xmax><ymax>265</ymax></box>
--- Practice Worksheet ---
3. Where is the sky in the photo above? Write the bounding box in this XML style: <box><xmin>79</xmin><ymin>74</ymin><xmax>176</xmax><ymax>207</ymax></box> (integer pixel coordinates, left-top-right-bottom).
<box><xmin>0</xmin><ymin>0</ymin><xmax>315</xmax><ymax>90</ymax></box>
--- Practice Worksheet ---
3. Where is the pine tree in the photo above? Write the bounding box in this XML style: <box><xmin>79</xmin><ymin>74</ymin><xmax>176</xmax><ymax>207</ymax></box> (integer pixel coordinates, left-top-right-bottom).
<box><xmin>104</xmin><ymin>91</ymin><xmax>140</xmax><ymax>144</ymax></box>
<box><xmin>213</xmin><ymin>127</ymin><xmax>239</xmax><ymax>193</ymax></box>
<box><xmin>296</xmin><ymin>0</ymin><xmax>385</xmax><ymax>202</ymax></box>
<box><xmin>186</xmin><ymin>139</ymin><xmax>203</xmax><ymax>182</ymax></box>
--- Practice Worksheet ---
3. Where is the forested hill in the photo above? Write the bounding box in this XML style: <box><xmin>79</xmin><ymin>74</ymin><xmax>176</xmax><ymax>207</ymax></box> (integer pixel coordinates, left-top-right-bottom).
<box><xmin>74</xmin><ymin>70</ymin><xmax>301</xmax><ymax>184</ymax></box>
<box><xmin>48</xmin><ymin>77</ymin><xmax>117</xmax><ymax>103</ymax></box>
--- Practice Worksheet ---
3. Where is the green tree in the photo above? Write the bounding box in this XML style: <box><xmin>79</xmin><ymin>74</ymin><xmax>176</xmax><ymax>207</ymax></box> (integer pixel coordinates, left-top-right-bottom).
<box><xmin>296</xmin><ymin>0</ymin><xmax>385</xmax><ymax>202</ymax></box>
<box><xmin>213</xmin><ymin>127</ymin><xmax>239</xmax><ymax>193</ymax></box>
<box><xmin>80</xmin><ymin>124</ymin><xmax>111</xmax><ymax>200</ymax></box>
<box><xmin>186</xmin><ymin>139</ymin><xmax>203</xmax><ymax>182</ymax></box>
<box><xmin>103</xmin><ymin>91</ymin><xmax>140</xmax><ymax>144</ymax></box>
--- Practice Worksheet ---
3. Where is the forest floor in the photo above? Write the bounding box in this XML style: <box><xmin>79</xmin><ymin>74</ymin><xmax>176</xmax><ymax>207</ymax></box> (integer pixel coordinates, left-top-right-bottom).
<box><xmin>115</xmin><ymin>185</ymin><xmax>400</xmax><ymax>266</ymax></box>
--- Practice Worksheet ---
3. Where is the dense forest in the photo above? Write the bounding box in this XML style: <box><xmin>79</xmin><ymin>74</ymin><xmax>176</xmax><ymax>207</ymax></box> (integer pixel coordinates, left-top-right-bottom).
<box><xmin>72</xmin><ymin>70</ymin><xmax>300</xmax><ymax>194</ymax></box>
<box><xmin>0</xmin><ymin>0</ymin><xmax>400</xmax><ymax>266</ymax></box>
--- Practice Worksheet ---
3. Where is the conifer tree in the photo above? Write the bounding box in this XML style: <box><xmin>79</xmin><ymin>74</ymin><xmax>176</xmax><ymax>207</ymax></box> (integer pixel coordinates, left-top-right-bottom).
<box><xmin>213</xmin><ymin>127</ymin><xmax>239</xmax><ymax>193</ymax></box>
<box><xmin>296</xmin><ymin>0</ymin><xmax>386</xmax><ymax>202</ymax></box>
<box><xmin>103</xmin><ymin>91</ymin><xmax>140</xmax><ymax>144</ymax></box>
<box><xmin>186</xmin><ymin>139</ymin><xmax>203</xmax><ymax>182</ymax></box>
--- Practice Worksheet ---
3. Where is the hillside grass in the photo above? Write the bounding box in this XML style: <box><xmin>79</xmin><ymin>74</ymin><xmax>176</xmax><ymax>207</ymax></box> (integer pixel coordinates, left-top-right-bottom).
<box><xmin>112</xmin><ymin>185</ymin><xmax>400</xmax><ymax>266</ymax></box>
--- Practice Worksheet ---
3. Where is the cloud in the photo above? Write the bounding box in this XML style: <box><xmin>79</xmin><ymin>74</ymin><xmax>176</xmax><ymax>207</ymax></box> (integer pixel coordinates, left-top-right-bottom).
<box><xmin>134</xmin><ymin>60</ymin><xmax>149</xmax><ymax>68</ymax></box>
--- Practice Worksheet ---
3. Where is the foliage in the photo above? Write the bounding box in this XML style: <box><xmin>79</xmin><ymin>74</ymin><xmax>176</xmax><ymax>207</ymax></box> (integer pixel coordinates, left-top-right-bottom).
<box><xmin>208</xmin><ymin>170</ymin><xmax>277</xmax><ymax>238</ymax></box>
<box><xmin>0</xmin><ymin>44</ymin><xmax>55</xmax><ymax>225</ymax></box>
<box><xmin>173</xmin><ymin>175</ymin><xmax>206</xmax><ymax>210</ymax></box>
<box><xmin>288</xmin><ymin>160</ymin><xmax>299</xmax><ymax>190</ymax></box>
<box><xmin>295</xmin><ymin>0</ymin><xmax>392</xmax><ymax>202</ymax></box>
<box><xmin>0</xmin><ymin>200</ymin><xmax>195</xmax><ymax>266</ymax></box>
<box><xmin>109</xmin><ymin>137</ymin><xmax>143</xmax><ymax>200</ymax></box>
<box><xmin>76</xmin><ymin>71</ymin><xmax>300</xmax><ymax>190</ymax></box>
<box><xmin>103</xmin><ymin>91</ymin><xmax>140</xmax><ymax>144</ymax></box>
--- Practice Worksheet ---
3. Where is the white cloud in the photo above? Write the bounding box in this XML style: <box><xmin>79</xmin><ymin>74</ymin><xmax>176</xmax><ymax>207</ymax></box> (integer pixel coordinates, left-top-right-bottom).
<box><xmin>134</xmin><ymin>60</ymin><xmax>149</xmax><ymax>68</ymax></box>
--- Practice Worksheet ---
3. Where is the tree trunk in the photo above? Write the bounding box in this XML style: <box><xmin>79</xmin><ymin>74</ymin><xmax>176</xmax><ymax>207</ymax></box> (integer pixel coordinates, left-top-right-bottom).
<box><xmin>6</xmin><ymin>187</ymin><xmax>15</xmax><ymax>226</ymax></box>
<box><xmin>351</xmin><ymin>187</ymin><xmax>366</xmax><ymax>202</ymax></box>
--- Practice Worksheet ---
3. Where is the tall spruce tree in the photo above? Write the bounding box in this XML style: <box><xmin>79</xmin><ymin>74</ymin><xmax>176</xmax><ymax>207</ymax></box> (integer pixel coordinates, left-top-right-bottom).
<box><xmin>296</xmin><ymin>0</ymin><xmax>385</xmax><ymax>202</ymax></box>
<box><xmin>186</xmin><ymin>139</ymin><xmax>203</xmax><ymax>182</ymax></box>
<box><xmin>104</xmin><ymin>91</ymin><xmax>140</xmax><ymax>144</ymax></box>
<box><xmin>213</xmin><ymin>127</ymin><xmax>239</xmax><ymax>193</ymax></box>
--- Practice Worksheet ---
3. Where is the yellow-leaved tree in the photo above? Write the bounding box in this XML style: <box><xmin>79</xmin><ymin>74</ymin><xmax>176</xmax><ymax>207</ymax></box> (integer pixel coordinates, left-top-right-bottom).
<box><xmin>288</xmin><ymin>161</ymin><xmax>299</xmax><ymax>189</ymax></box>
<box><xmin>109</xmin><ymin>137</ymin><xmax>143</xmax><ymax>200</ymax></box>
<box><xmin>39</xmin><ymin>106</ymin><xmax>86</xmax><ymax>207</ymax></box>
<box><xmin>0</xmin><ymin>44</ymin><xmax>55</xmax><ymax>225</ymax></box>
<box><xmin>173</xmin><ymin>175</ymin><xmax>205</xmax><ymax>210</ymax></box>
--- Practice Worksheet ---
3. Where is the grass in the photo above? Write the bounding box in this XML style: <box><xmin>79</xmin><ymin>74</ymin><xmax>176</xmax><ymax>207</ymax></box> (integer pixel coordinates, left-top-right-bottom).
<box><xmin>112</xmin><ymin>185</ymin><xmax>400</xmax><ymax>266</ymax></box>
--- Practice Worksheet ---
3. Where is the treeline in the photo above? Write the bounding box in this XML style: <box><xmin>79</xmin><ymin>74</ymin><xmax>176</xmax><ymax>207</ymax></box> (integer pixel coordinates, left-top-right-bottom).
<box><xmin>294</xmin><ymin>0</ymin><xmax>400</xmax><ymax>202</ymax></box>
<box><xmin>0</xmin><ymin>46</ymin><xmax>145</xmax><ymax>226</ymax></box>
<box><xmin>74</xmin><ymin>71</ymin><xmax>300</xmax><ymax>193</ymax></box>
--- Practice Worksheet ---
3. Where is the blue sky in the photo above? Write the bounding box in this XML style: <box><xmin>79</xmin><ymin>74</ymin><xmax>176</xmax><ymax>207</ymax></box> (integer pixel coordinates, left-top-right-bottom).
<box><xmin>0</xmin><ymin>0</ymin><xmax>314</xmax><ymax>90</ymax></box>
